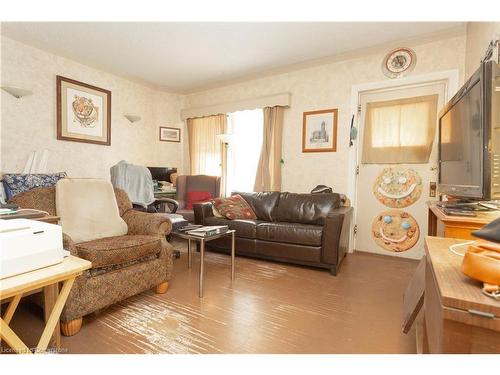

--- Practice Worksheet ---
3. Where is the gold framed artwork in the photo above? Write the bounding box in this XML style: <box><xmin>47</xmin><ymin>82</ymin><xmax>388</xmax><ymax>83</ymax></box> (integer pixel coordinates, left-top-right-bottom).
<box><xmin>159</xmin><ymin>126</ymin><xmax>181</xmax><ymax>142</ymax></box>
<box><xmin>302</xmin><ymin>108</ymin><xmax>338</xmax><ymax>152</ymax></box>
<box><xmin>57</xmin><ymin>75</ymin><xmax>111</xmax><ymax>145</ymax></box>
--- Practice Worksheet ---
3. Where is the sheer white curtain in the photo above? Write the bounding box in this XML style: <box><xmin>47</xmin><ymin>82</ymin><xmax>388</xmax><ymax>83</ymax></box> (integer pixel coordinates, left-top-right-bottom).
<box><xmin>187</xmin><ymin>114</ymin><xmax>226</xmax><ymax>175</ymax></box>
<box><xmin>362</xmin><ymin>94</ymin><xmax>438</xmax><ymax>164</ymax></box>
<box><xmin>226</xmin><ymin>109</ymin><xmax>264</xmax><ymax>193</ymax></box>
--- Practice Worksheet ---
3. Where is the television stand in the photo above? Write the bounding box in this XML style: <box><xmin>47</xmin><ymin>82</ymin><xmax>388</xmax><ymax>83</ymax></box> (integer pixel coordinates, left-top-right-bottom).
<box><xmin>427</xmin><ymin>201</ymin><xmax>500</xmax><ymax>239</ymax></box>
<box><xmin>435</xmin><ymin>200</ymin><xmax>497</xmax><ymax>212</ymax></box>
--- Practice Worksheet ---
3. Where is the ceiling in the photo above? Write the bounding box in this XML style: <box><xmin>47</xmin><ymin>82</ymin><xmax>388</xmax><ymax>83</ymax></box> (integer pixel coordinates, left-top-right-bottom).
<box><xmin>1</xmin><ymin>22</ymin><xmax>465</xmax><ymax>93</ymax></box>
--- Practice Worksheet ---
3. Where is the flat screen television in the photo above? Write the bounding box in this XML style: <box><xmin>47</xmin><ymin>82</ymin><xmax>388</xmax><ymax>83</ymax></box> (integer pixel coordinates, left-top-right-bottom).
<box><xmin>438</xmin><ymin>60</ymin><xmax>500</xmax><ymax>201</ymax></box>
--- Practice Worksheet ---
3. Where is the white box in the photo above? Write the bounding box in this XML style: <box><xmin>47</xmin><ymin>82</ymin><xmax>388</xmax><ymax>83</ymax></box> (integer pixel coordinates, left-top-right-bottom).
<box><xmin>0</xmin><ymin>219</ymin><xmax>64</xmax><ymax>279</ymax></box>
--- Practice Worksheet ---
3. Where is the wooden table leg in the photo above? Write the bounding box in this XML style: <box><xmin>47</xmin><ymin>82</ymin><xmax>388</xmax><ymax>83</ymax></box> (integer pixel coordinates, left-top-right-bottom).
<box><xmin>0</xmin><ymin>318</ymin><xmax>31</xmax><ymax>354</ymax></box>
<box><xmin>43</xmin><ymin>284</ymin><xmax>60</xmax><ymax>349</ymax></box>
<box><xmin>1</xmin><ymin>294</ymin><xmax>23</xmax><ymax>353</ymax></box>
<box><xmin>428</xmin><ymin>208</ymin><xmax>437</xmax><ymax>236</ymax></box>
<box><xmin>3</xmin><ymin>294</ymin><xmax>22</xmax><ymax>325</ymax></box>
<box><xmin>37</xmin><ymin>278</ymin><xmax>75</xmax><ymax>353</ymax></box>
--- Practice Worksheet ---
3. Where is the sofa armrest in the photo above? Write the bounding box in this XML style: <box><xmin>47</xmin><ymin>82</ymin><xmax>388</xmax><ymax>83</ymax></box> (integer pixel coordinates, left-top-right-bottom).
<box><xmin>193</xmin><ymin>202</ymin><xmax>214</xmax><ymax>225</ymax></box>
<box><xmin>122</xmin><ymin>210</ymin><xmax>172</xmax><ymax>237</ymax></box>
<box><xmin>321</xmin><ymin>206</ymin><xmax>353</xmax><ymax>268</ymax></box>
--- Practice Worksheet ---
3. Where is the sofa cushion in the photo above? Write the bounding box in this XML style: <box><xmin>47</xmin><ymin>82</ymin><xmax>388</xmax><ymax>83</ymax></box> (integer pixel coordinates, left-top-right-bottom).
<box><xmin>205</xmin><ymin>216</ymin><xmax>260</xmax><ymax>239</ymax></box>
<box><xmin>256</xmin><ymin>222</ymin><xmax>323</xmax><ymax>246</ymax></box>
<box><xmin>212</xmin><ymin>194</ymin><xmax>257</xmax><ymax>220</ymax></box>
<box><xmin>233</xmin><ymin>191</ymin><xmax>281</xmax><ymax>221</ymax></box>
<box><xmin>75</xmin><ymin>234</ymin><xmax>161</xmax><ymax>269</ymax></box>
<box><xmin>275</xmin><ymin>192</ymin><xmax>341</xmax><ymax>225</ymax></box>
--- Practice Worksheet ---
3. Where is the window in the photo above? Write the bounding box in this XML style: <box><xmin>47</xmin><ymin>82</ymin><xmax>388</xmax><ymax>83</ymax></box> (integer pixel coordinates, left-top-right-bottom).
<box><xmin>362</xmin><ymin>94</ymin><xmax>438</xmax><ymax>164</ymax></box>
<box><xmin>187</xmin><ymin>114</ymin><xmax>226</xmax><ymax>176</ymax></box>
<box><xmin>226</xmin><ymin>109</ymin><xmax>264</xmax><ymax>193</ymax></box>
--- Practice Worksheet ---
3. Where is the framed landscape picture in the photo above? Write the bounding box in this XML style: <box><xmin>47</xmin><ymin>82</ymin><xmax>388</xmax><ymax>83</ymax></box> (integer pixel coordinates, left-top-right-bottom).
<box><xmin>302</xmin><ymin>108</ymin><xmax>338</xmax><ymax>153</ymax></box>
<box><xmin>159</xmin><ymin>126</ymin><xmax>181</xmax><ymax>142</ymax></box>
<box><xmin>57</xmin><ymin>75</ymin><xmax>111</xmax><ymax>145</ymax></box>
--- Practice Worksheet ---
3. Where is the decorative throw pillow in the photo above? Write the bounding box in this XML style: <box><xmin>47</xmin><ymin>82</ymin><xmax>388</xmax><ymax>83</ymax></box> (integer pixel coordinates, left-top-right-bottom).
<box><xmin>212</xmin><ymin>194</ymin><xmax>257</xmax><ymax>220</ymax></box>
<box><xmin>212</xmin><ymin>205</ymin><xmax>224</xmax><ymax>218</ymax></box>
<box><xmin>186</xmin><ymin>190</ymin><xmax>213</xmax><ymax>209</ymax></box>
<box><xmin>2</xmin><ymin>172</ymin><xmax>67</xmax><ymax>200</ymax></box>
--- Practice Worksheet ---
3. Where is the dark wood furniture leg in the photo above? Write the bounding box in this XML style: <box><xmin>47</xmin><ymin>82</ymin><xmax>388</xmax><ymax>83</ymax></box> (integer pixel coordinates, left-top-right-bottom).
<box><xmin>427</xmin><ymin>208</ymin><xmax>437</xmax><ymax>236</ymax></box>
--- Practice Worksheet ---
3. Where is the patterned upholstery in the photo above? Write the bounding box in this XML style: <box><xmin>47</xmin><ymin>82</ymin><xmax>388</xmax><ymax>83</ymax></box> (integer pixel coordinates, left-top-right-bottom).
<box><xmin>9</xmin><ymin>185</ymin><xmax>173</xmax><ymax>324</ymax></box>
<box><xmin>2</xmin><ymin>172</ymin><xmax>67</xmax><ymax>200</ymax></box>
<box><xmin>9</xmin><ymin>186</ymin><xmax>57</xmax><ymax>216</ymax></box>
<box><xmin>75</xmin><ymin>235</ymin><xmax>162</xmax><ymax>269</ymax></box>
<box><xmin>212</xmin><ymin>194</ymin><xmax>257</xmax><ymax>220</ymax></box>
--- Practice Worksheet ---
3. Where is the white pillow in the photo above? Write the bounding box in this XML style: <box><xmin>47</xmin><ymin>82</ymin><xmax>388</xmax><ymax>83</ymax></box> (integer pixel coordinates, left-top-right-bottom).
<box><xmin>56</xmin><ymin>178</ymin><xmax>128</xmax><ymax>243</ymax></box>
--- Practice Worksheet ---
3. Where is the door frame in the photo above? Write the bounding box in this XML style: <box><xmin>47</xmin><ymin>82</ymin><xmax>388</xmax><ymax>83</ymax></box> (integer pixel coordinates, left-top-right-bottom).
<box><xmin>347</xmin><ymin>69</ymin><xmax>460</xmax><ymax>253</ymax></box>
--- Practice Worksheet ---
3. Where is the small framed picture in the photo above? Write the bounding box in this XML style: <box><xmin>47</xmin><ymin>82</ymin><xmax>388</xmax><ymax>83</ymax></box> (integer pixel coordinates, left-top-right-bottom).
<box><xmin>159</xmin><ymin>126</ymin><xmax>181</xmax><ymax>142</ymax></box>
<box><xmin>302</xmin><ymin>108</ymin><xmax>338</xmax><ymax>153</ymax></box>
<box><xmin>57</xmin><ymin>75</ymin><xmax>111</xmax><ymax>145</ymax></box>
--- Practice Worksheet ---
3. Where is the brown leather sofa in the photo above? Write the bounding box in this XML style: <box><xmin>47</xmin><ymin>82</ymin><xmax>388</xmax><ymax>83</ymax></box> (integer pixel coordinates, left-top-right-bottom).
<box><xmin>194</xmin><ymin>192</ymin><xmax>352</xmax><ymax>275</ymax></box>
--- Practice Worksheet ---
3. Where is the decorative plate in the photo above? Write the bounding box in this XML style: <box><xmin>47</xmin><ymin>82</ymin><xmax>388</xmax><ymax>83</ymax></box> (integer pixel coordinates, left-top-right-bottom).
<box><xmin>382</xmin><ymin>47</ymin><xmax>416</xmax><ymax>78</ymax></box>
<box><xmin>372</xmin><ymin>168</ymin><xmax>422</xmax><ymax>208</ymax></box>
<box><xmin>372</xmin><ymin>210</ymin><xmax>420</xmax><ymax>252</ymax></box>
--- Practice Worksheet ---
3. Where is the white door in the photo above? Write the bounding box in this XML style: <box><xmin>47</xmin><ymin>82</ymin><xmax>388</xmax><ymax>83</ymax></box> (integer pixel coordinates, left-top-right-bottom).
<box><xmin>355</xmin><ymin>82</ymin><xmax>446</xmax><ymax>259</ymax></box>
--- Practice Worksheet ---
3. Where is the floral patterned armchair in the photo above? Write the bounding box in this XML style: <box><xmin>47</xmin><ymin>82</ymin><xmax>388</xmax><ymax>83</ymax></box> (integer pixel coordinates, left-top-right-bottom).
<box><xmin>9</xmin><ymin>186</ymin><xmax>173</xmax><ymax>336</ymax></box>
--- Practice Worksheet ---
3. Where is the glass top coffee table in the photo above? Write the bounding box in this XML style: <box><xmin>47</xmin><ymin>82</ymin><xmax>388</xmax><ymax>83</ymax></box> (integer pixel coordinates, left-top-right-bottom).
<box><xmin>171</xmin><ymin>229</ymin><xmax>235</xmax><ymax>297</ymax></box>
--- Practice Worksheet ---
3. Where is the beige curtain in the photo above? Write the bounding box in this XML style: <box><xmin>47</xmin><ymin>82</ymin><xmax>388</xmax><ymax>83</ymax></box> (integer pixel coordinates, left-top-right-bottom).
<box><xmin>187</xmin><ymin>114</ymin><xmax>226</xmax><ymax>176</ymax></box>
<box><xmin>254</xmin><ymin>106</ymin><xmax>284</xmax><ymax>191</ymax></box>
<box><xmin>362</xmin><ymin>94</ymin><xmax>438</xmax><ymax>164</ymax></box>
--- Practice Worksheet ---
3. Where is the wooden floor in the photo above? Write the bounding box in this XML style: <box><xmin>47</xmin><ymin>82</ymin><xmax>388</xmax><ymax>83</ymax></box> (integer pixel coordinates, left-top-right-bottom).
<box><xmin>7</xmin><ymin>240</ymin><xmax>418</xmax><ymax>354</ymax></box>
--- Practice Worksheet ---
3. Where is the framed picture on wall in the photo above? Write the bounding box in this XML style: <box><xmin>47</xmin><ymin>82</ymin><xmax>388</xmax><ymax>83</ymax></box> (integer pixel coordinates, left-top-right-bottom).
<box><xmin>302</xmin><ymin>108</ymin><xmax>338</xmax><ymax>153</ymax></box>
<box><xmin>159</xmin><ymin>126</ymin><xmax>181</xmax><ymax>142</ymax></box>
<box><xmin>56</xmin><ymin>75</ymin><xmax>111</xmax><ymax>145</ymax></box>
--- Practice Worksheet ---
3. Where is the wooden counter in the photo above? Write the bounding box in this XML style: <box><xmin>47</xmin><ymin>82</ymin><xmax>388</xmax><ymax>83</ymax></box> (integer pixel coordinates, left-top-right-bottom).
<box><xmin>423</xmin><ymin>237</ymin><xmax>500</xmax><ymax>353</ymax></box>
<box><xmin>427</xmin><ymin>201</ymin><xmax>500</xmax><ymax>239</ymax></box>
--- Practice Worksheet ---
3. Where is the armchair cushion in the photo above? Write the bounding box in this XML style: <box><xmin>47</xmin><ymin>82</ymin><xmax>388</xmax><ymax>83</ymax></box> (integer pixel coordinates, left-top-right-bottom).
<box><xmin>56</xmin><ymin>178</ymin><xmax>128</xmax><ymax>243</ymax></box>
<box><xmin>75</xmin><ymin>235</ymin><xmax>162</xmax><ymax>269</ymax></box>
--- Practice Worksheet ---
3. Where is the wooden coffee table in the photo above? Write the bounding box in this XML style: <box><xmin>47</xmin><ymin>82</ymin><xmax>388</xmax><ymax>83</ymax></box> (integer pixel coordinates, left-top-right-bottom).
<box><xmin>172</xmin><ymin>230</ymin><xmax>235</xmax><ymax>297</ymax></box>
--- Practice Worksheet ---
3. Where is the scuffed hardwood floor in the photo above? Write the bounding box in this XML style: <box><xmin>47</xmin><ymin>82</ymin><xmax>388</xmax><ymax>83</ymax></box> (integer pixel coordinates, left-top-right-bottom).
<box><xmin>8</xmin><ymin>240</ymin><xmax>418</xmax><ymax>353</ymax></box>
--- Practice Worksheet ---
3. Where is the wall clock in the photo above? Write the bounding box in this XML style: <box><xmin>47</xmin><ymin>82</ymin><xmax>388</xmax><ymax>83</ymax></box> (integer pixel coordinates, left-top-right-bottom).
<box><xmin>382</xmin><ymin>47</ymin><xmax>417</xmax><ymax>78</ymax></box>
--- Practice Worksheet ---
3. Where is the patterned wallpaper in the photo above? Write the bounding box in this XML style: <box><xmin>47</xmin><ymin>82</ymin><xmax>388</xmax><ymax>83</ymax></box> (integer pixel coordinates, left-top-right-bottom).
<box><xmin>1</xmin><ymin>31</ymin><xmax>469</xmax><ymax>190</ymax></box>
<box><xmin>185</xmin><ymin>34</ymin><xmax>467</xmax><ymax>196</ymax></box>
<box><xmin>0</xmin><ymin>36</ymin><xmax>187</xmax><ymax>179</ymax></box>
